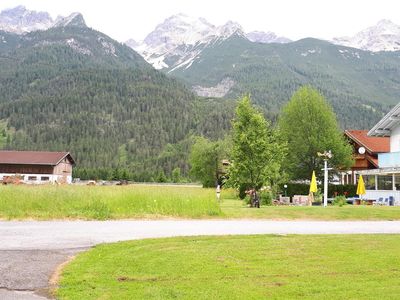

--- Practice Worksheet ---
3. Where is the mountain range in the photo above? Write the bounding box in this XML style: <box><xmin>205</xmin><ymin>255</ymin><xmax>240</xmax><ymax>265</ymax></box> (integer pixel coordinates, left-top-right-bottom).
<box><xmin>1</xmin><ymin>5</ymin><xmax>400</xmax><ymax>179</ymax></box>
<box><xmin>0</xmin><ymin>10</ymin><xmax>233</xmax><ymax>180</ymax></box>
<box><xmin>127</xmin><ymin>14</ymin><xmax>400</xmax><ymax>72</ymax></box>
<box><xmin>0</xmin><ymin>5</ymin><xmax>89</xmax><ymax>34</ymax></box>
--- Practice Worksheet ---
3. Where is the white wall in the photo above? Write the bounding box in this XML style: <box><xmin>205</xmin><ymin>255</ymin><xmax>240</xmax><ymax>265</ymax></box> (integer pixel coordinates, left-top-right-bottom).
<box><xmin>365</xmin><ymin>190</ymin><xmax>400</xmax><ymax>206</ymax></box>
<box><xmin>0</xmin><ymin>173</ymin><xmax>72</xmax><ymax>184</ymax></box>
<box><xmin>390</xmin><ymin>125</ymin><xmax>400</xmax><ymax>152</ymax></box>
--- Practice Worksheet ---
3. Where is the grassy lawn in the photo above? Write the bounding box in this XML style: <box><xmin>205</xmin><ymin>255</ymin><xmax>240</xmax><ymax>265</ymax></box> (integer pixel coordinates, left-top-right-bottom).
<box><xmin>57</xmin><ymin>234</ymin><xmax>400</xmax><ymax>299</ymax></box>
<box><xmin>1</xmin><ymin>185</ymin><xmax>400</xmax><ymax>220</ymax></box>
<box><xmin>0</xmin><ymin>185</ymin><xmax>220</xmax><ymax>219</ymax></box>
<box><xmin>220</xmin><ymin>199</ymin><xmax>400</xmax><ymax>220</ymax></box>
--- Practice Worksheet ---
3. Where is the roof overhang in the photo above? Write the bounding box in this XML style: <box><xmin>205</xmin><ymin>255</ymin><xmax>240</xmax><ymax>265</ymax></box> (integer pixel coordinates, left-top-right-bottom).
<box><xmin>344</xmin><ymin>130</ymin><xmax>373</xmax><ymax>154</ymax></box>
<box><xmin>368</xmin><ymin>102</ymin><xmax>400</xmax><ymax>137</ymax></box>
<box><xmin>356</xmin><ymin>167</ymin><xmax>400</xmax><ymax>175</ymax></box>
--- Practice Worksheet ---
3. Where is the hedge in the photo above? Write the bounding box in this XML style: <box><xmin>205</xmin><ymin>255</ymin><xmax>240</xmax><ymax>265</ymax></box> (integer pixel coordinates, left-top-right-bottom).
<box><xmin>279</xmin><ymin>183</ymin><xmax>357</xmax><ymax>198</ymax></box>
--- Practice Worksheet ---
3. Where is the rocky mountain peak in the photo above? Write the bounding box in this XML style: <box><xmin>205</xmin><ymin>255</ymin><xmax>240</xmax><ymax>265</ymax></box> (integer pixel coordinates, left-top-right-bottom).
<box><xmin>142</xmin><ymin>13</ymin><xmax>215</xmax><ymax>51</ymax></box>
<box><xmin>216</xmin><ymin>21</ymin><xmax>244</xmax><ymax>38</ymax></box>
<box><xmin>333</xmin><ymin>19</ymin><xmax>400</xmax><ymax>52</ymax></box>
<box><xmin>246</xmin><ymin>30</ymin><xmax>291</xmax><ymax>44</ymax></box>
<box><xmin>53</xmin><ymin>12</ymin><xmax>87</xmax><ymax>28</ymax></box>
<box><xmin>0</xmin><ymin>5</ymin><xmax>53</xmax><ymax>34</ymax></box>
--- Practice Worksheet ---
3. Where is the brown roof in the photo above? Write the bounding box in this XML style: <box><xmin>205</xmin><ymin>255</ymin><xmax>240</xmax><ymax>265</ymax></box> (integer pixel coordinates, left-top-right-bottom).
<box><xmin>345</xmin><ymin>130</ymin><xmax>390</xmax><ymax>153</ymax></box>
<box><xmin>0</xmin><ymin>151</ymin><xmax>75</xmax><ymax>165</ymax></box>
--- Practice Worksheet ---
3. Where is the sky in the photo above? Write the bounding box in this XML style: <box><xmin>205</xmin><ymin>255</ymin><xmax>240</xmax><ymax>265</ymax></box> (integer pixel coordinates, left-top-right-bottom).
<box><xmin>1</xmin><ymin>0</ymin><xmax>400</xmax><ymax>42</ymax></box>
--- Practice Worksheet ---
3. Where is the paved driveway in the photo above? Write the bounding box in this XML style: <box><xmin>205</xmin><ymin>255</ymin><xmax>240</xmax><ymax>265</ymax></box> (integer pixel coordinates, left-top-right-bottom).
<box><xmin>1</xmin><ymin>220</ymin><xmax>400</xmax><ymax>299</ymax></box>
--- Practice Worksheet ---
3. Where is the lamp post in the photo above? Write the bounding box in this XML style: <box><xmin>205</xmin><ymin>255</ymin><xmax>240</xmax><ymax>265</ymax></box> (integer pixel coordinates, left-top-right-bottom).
<box><xmin>318</xmin><ymin>150</ymin><xmax>333</xmax><ymax>207</ymax></box>
<box><xmin>284</xmin><ymin>184</ymin><xmax>288</xmax><ymax>197</ymax></box>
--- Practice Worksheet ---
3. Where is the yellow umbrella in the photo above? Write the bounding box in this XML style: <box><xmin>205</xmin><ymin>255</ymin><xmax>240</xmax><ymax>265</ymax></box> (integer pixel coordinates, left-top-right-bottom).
<box><xmin>308</xmin><ymin>171</ymin><xmax>318</xmax><ymax>205</ymax></box>
<box><xmin>309</xmin><ymin>171</ymin><xmax>318</xmax><ymax>193</ymax></box>
<box><xmin>357</xmin><ymin>175</ymin><xmax>366</xmax><ymax>196</ymax></box>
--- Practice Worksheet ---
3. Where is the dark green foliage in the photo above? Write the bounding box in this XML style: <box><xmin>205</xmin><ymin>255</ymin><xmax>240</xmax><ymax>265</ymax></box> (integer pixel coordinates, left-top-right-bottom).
<box><xmin>168</xmin><ymin>36</ymin><xmax>398</xmax><ymax>129</ymax></box>
<box><xmin>0</xmin><ymin>27</ymin><xmax>234</xmax><ymax>181</ymax></box>
<box><xmin>333</xmin><ymin>195</ymin><xmax>348</xmax><ymax>207</ymax></box>
<box><xmin>260</xmin><ymin>190</ymin><xmax>273</xmax><ymax>206</ymax></box>
<box><xmin>279</xmin><ymin>183</ymin><xmax>357</xmax><ymax>198</ymax></box>
<box><xmin>189</xmin><ymin>136</ymin><xmax>230</xmax><ymax>188</ymax></box>
<box><xmin>172</xmin><ymin>167</ymin><xmax>181</xmax><ymax>183</ymax></box>
<box><xmin>279</xmin><ymin>86</ymin><xmax>353</xmax><ymax>179</ymax></box>
<box><xmin>228</xmin><ymin>96</ymin><xmax>287</xmax><ymax>192</ymax></box>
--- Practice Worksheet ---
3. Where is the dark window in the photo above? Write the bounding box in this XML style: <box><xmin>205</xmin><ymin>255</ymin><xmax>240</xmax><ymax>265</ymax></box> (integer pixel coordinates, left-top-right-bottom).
<box><xmin>377</xmin><ymin>175</ymin><xmax>393</xmax><ymax>190</ymax></box>
<box><xmin>28</xmin><ymin>176</ymin><xmax>37</xmax><ymax>181</ymax></box>
<box><xmin>394</xmin><ymin>174</ymin><xmax>400</xmax><ymax>190</ymax></box>
<box><xmin>41</xmin><ymin>176</ymin><xmax>50</xmax><ymax>181</ymax></box>
<box><xmin>363</xmin><ymin>175</ymin><xmax>376</xmax><ymax>190</ymax></box>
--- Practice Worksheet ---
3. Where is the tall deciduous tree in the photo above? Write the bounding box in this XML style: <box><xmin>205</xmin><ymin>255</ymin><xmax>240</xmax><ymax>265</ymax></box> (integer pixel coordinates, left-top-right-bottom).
<box><xmin>228</xmin><ymin>95</ymin><xmax>287</xmax><ymax>193</ymax></box>
<box><xmin>189</xmin><ymin>137</ymin><xmax>230</xmax><ymax>188</ymax></box>
<box><xmin>278</xmin><ymin>86</ymin><xmax>353</xmax><ymax>179</ymax></box>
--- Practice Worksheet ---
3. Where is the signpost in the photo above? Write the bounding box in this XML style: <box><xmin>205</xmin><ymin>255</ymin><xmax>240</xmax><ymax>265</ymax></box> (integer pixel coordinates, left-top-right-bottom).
<box><xmin>318</xmin><ymin>150</ymin><xmax>333</xmax><ymax>207</ymax></box>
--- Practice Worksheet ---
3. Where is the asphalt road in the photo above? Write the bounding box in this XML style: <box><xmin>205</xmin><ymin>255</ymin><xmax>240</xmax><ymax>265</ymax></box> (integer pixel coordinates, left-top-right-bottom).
<box><xmin>1</xmin><ymin>220</ymin><xmax>400</xmax><ymax>299</ymax></box>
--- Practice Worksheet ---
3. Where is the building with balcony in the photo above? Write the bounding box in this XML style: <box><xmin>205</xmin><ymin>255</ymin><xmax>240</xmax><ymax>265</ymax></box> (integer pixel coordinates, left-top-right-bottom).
<box><xmin>342</xmin><ymin>130</ymin><xmax>389</xmax><ymax>184</ymax></box>
<box><xmin>357</xmin><ymin>103</ymin><xmax>400</xmax><ymax>205</ymax></box>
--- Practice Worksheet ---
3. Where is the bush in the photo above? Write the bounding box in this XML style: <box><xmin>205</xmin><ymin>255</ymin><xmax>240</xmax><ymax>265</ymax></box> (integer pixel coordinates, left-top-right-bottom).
<box><xmin>279</xmin><ymin>183</ymin><xmax>356</xmax><ymax>198</ymax></box>
<box><xmin>333</xmin><ymin>195</ymin><xmax>347</xmax><ymax>207</ymax></box>
<box><xmin>260</xmin><ymin>191</ymin><xmax>273</xmax><ymax>206</ymax></box>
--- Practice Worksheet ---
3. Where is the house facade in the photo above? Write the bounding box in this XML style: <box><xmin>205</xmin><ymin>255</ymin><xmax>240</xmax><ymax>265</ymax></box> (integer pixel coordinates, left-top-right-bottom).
<box><xmin>0</xmin><ymin>151</ymin><xmax>75</xmax><ymax>184</ymax></box>
<box><xmin>357</xmin><ymin>103</ymin><xmax>400</xmax><ymax>205</ymax></box>
<box><xmin>342</xmin><ymin>130</ymin><xmax>389</xmax><ymax>184</ymax></box>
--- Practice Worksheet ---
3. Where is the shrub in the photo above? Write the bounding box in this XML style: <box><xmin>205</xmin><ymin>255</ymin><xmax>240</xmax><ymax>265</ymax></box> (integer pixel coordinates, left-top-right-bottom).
<box><xmin>260</xmin><ymin>191</ymin><xmax>273</xmax><ymax>206</ymax></box>
<box><xmin>279</xmin><ymin>183</ymin><xmax>356</xmax><ymax>198</ymax></box>
<box><xmin>333</xmin><ymin>195</ymin><xmax>347</xmax><ymax>207</ymax></box>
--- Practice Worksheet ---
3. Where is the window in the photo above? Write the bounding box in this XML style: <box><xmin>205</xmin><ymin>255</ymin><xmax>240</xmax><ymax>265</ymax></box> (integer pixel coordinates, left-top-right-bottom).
<box><xmin>394</xmin><ymin>174</ymin><xmax>400</xmax><ymax>190</ymax></box>
<box><xmin>41</xmin><ymin>176</ymin><xmax>50</xmax><ymax>181</ymax></box>
<box><xmin>363</xmin><ymin>175</ymin><xmax>376</xmax><ymax>190</ymax></box>
<box><xmin>377</xmin><ymin>175</ymin><xmax>393</xmax><ymax>190</ymax></box>
<box><xmin>28</xmin><ymin>176</ymin><xmax>37</xmax><ymax>181</ymax></box>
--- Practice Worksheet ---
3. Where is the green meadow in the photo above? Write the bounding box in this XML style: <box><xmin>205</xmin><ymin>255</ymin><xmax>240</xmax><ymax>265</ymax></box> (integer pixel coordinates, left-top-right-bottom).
<box><xmin>0</xmin><ymin>185</ymin><xmax>220</xmax><ymax>219</ymax></box>
<box><xmin>57</xmin><ymin>234</ymin><xmax>400</xmax><ymax>299</ymax></box>
<box><xmin>1</xmin><ymin>185</ymin><xmax>400</xmax><ymax>220</ymax></box>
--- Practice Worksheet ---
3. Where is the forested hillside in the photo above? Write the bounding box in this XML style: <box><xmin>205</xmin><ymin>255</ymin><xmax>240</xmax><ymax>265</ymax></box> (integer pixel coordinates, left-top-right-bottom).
<box><xmin>0</xmin><ymin>22</ymin><xmax>234</xmax><ymax>180</ymax></box>
<box><xmin>167</xmin><ymin>35</ymin><xmax>400</xmax><ymax>129</ymax></box>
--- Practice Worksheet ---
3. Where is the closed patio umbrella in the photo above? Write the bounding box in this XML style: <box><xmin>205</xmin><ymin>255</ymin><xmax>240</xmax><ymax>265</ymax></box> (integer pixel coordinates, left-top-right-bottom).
<box><xmin>357</xmin><ymin>175</ymin><xmax>366</xmax><ymax>199</ymax></box>
<box><xmin>309</xmin><ymin>171</ymin><xmax>317</xmax><ymax>205</ymax></box>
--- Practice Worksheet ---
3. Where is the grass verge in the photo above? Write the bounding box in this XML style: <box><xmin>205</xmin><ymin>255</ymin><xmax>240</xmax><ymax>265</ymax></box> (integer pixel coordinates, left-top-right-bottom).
<box><xmin>57</xmin><ymin>234</ymin><xmax>400</xmax><ymax>299</ymax></box>
<box><xmin>220</xmin><ymin>199</ymin><xmax>400</xmax><ymax>220</ymax></box>
<box><xmin>1</xmin><ymin>185</ymin><xmax>400</xmax><ymax>220</ymax></box>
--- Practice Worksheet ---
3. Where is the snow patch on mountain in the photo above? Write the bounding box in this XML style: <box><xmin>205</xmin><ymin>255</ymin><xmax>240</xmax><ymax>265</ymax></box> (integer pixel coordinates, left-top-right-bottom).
<box><xmin>65</xmin><ymin>38</ymin><xmax>92</xmax><ymax>55</ymax></box>
<box><xmin>97</xmin><ymin>36</ymin><xmax>117</xmax><ymax>56</ymax></box>
<box><xmin>333</xmin><ymin>19</ymin><xmax>400</xmax><ymax>52</ymax></box>
<box><xmin>338</xmin><ymin>48</ymin><xmax>361</xmax><ymax>59</ymax></box>
<box><xmin>34</xmin><ymin>38</ymin><xmax>92</xmax><ymax>56</ymax></box>
<box><xmin>300</xmin><ymin>48</ymin><xmax>321</xmax><ymax>57</ymax></box>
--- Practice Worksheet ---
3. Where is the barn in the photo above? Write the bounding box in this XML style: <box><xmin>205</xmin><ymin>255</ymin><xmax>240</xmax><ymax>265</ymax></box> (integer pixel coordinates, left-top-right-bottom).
<box><xmin>0</xmin><ymin>151</ymin><xmax>75</xmax><ymax>184</ymax></box>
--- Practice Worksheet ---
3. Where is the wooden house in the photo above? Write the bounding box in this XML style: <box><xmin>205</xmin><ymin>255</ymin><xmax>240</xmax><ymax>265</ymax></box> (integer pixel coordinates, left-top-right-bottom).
<box><xmin>0</xmin><ymin>151</ymin><xmax>75</xmax><ymax>184</ymax></box>
<box><xmin>342</xmin><ymin>130</ymin><xmax>389</xmax><ymax>184</ymax></box>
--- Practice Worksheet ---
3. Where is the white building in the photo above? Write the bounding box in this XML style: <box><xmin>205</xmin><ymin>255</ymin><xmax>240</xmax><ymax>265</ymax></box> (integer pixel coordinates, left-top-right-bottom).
<box><xmin>357</xmin><ymin>103</ymin><xmax>400</xmax><ymax>205</ymax></box>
